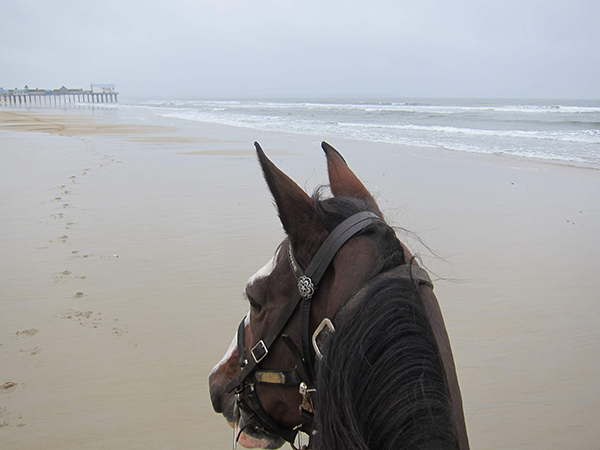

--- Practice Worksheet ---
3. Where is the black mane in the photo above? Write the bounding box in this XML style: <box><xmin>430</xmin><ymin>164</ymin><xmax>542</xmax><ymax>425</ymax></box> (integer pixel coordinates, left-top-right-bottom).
<box><xmin>311</xmin><ymin>191</ymin><xmax>458</xmax><ymax>450</ymax></box>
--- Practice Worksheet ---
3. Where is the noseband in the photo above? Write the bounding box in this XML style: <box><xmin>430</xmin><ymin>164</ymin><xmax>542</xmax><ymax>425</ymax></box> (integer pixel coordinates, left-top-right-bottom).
<box><xmin>224</xmin><ymin>211</ymin><xmax>433</xmax><ymax>448</ymax></box>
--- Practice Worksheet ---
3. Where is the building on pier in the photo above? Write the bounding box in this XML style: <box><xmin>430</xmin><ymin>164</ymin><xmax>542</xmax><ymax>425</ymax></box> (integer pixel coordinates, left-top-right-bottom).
<box><xmin>1</xmin><ymin>84</ymin><xmax>118</xmax><ymax>107</ymax></box>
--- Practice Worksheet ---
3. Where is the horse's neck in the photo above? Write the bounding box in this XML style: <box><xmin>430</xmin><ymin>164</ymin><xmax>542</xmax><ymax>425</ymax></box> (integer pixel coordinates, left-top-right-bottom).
<box><xmin>418</xmin><ymin>284</ymin><xmax>470</xmax><ymax>450</ymax></box>
<box><xmin>401</xmin><ymin>242</ymin><xmax>469</xmax><ymax>450</ymax></box>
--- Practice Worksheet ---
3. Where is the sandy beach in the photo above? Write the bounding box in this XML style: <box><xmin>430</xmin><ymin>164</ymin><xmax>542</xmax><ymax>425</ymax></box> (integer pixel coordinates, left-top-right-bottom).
<box><xmin>1</xmin><ymin>107</ymin><xmax>600</xmax><ymax>449</ymax></box>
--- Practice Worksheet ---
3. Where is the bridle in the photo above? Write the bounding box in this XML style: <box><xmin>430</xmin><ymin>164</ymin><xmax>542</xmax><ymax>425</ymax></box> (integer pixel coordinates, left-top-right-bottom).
<box><xmin>224</xmin><ymin>211</ymin><xmax>433</xmax><ymax>449</ymax></box>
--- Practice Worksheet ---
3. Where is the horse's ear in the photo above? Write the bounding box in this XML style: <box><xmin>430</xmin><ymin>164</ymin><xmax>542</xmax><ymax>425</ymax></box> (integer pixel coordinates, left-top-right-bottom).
<box><xmin>255</xmin><ymin>142</ymin><xmax>324</xmax><ymax>245</ymax></box>
<box><xmin>322</xmin><ymin>142</ymin><xmax>383</xmax><ymax>217</ymax></box>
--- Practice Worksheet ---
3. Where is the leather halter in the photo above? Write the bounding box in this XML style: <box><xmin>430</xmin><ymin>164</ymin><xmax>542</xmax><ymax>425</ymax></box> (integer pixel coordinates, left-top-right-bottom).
<box><xmin>224</xmin><ymin>211</ymin><xmax>434</xmax><ymax>446</ymax></box>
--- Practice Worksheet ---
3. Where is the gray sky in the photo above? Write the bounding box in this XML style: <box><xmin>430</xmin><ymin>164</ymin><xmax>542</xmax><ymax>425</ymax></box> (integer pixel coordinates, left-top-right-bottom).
<box><xmin>1</xmin><ymin>0</ymin><xmax>599</xmax><ymax>100</ymax></box>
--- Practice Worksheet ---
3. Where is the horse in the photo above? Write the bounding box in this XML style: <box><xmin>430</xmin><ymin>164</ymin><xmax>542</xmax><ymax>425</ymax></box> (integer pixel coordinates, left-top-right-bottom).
<box><xmin>209</xmin><ymin>142</ymin><xmax>469</xmax><ymax>450</ymax></box>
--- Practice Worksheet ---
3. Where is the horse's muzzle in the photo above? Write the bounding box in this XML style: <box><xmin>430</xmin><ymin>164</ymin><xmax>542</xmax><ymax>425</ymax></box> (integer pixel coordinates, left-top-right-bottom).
<box><xmin>209</xmin><ymin>371</ymin><xmax>236</xmax><ymax>423</ymax></box>
<box><xmin>209</xmin><ymin>375</ymin><xmax>284</xmax><ymax>449</ymax></box>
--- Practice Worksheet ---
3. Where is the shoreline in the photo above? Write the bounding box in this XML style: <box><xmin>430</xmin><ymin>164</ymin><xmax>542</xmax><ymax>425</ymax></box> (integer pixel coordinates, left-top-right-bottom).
<box><xmin>2</xmin><ymin>108</ymin><xmax>600</xmax><ymax>449</ymax></box>
<box><xmin>2</xmin><ymin>105</ymin><xmax>599</xmax><ymax>172</ymax></box>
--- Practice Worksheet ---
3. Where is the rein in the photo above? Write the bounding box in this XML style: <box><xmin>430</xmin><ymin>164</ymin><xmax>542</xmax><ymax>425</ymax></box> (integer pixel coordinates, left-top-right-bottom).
<box><xmin>225</xmin><ymin>211</ymin><xmax>434</xmax><ymax>448</ymax></box>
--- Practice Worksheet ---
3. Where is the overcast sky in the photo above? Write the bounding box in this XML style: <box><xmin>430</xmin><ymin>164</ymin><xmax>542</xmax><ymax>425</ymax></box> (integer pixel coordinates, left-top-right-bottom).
<box><xmin>1</xmin><ymin>0</ymin><xmax>598</xmax><ymax>100</ymax></box>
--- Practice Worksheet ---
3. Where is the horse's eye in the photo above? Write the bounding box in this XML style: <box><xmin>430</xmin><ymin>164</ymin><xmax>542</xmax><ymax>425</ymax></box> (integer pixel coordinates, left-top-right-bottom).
<box><xmin>245</xmin><ymin>292</ymin><xmax>262</xmax><ymax>313</ymax></box>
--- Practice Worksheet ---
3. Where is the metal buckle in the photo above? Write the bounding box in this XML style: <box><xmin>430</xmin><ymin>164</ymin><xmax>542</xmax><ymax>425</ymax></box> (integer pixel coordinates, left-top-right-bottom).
<box><xmin>299</xmin><ymin>382</ymin><xmax>316</xmax><ymax>414</ymax></box>
<box><xmin>312</xmin><ymin>318</ymin><xmax>335</xmax><ymax>359</ymax></box>
<box><xmin>251</xmin><ymin>340</ymin><xmax>268</xmax><ymax>363</ymax></box>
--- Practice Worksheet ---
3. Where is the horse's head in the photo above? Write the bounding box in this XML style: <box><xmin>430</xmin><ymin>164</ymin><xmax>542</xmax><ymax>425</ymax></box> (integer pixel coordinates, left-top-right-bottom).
<box><xmin>209</xmin><ymin>142</ymin><xmax>400</xmax><ymax>448</ymax></box>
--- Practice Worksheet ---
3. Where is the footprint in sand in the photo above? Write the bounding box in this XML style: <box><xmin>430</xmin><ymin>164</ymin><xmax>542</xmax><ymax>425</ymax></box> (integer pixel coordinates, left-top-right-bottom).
<box><xmin>15</xmin><ymin>329</ymin><xmax>38</xmax><ymax>338</ymax></box>
<box><xmin>68</xmin><ymin>250</ymin><xmax>93</xmax><ymax>261</ymax></box>
<box><xmin>57</xmin><ymin>310</ymin><xmax>92</xmax><ymax>319</ymax></box>
<box><xmin>112</xmin><ymin>326</ymin><xmax>129</xmax><ymax>337</ymax></box>
<box><xmin>2</xmin><ymin>381</ymin><xmax>18</xmax><ymax>392</ymax></box>
<box><xmin>48</xmin><ymin>235</ymin><xmax>69</xmax><ymax>245</ymax></box>
<box><xmin>18</xmin><ymin>347</ymin><xmax>40</xmax><ymax>357</ymax></box>
<box><xmin>0</xmin><ymin>401</ymin><xmax>26</xmax><ymax>428</ymax></box>
<box><xmin>52</xmin><ymin>270</ymin><xmax>77</xmax><ymax>283</ymax></box>
<box><xmin>0</xmin><ymin>406</ymin><xmax>11</xmax><ymax>428</ymax></box>
<box><xmin>56</xmin><ymin>310</ymin><xmax>129</xmax><ymax>338</ymax></box>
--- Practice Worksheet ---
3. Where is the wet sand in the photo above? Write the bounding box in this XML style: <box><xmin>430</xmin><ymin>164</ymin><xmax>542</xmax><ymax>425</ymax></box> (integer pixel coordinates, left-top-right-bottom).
<box><xmin>1</xmin><ymin>108</ymin><xmax>600</xmax><ymax>449</ymax></box>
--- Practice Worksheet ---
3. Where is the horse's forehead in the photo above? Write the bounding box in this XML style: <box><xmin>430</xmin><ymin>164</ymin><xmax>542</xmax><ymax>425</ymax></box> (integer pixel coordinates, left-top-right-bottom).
<box><xmin>247</xmin><ymin>246</ymin><xmax>283</xmax><ymax>288</ymax></box>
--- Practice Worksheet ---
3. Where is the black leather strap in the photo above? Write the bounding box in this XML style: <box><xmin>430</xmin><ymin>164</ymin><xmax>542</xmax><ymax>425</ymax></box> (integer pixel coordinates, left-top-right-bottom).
<box><xmin>237</xmin><ymin>316</ymin><xmax>247</xmax><ymax>367</ymax></box>
<box><xmin>300</xmin><ymin>296</ymin><xmax>315</xmax><ymax>380</ymax></box>
<box><xmin>303</xmin><ymin>211</ymin><xmax>381</xmax><ymax>283</ymax></box>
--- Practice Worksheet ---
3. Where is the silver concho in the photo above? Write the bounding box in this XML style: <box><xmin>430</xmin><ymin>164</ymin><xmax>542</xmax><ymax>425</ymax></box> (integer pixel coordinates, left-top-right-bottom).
<box><xmin>297</xmin><ymin>275</ymin><xmax>315</xmax><ymax>299</ymax></box>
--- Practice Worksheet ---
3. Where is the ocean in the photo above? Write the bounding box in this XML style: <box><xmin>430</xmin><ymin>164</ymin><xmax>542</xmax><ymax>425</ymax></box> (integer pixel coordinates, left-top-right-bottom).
<box><xmin>125</xmin><ymin>98</ymin><xmax>600</xmax><ymax>168</ymax></box>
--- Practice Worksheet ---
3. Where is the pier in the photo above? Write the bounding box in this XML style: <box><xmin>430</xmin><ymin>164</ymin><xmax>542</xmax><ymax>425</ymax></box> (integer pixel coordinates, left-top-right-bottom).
<box><xmin>0</xmin><ymin>84</ymin><xmax>118</xmax><ymax>107</ymax></box>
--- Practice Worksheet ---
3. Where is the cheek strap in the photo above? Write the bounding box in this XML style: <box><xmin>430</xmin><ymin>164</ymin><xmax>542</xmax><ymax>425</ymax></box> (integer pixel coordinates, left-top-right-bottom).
<box><xmin>237</xmin><ymin>317</ymin><xmax>247</xmax><ymax>368</ymax></box>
